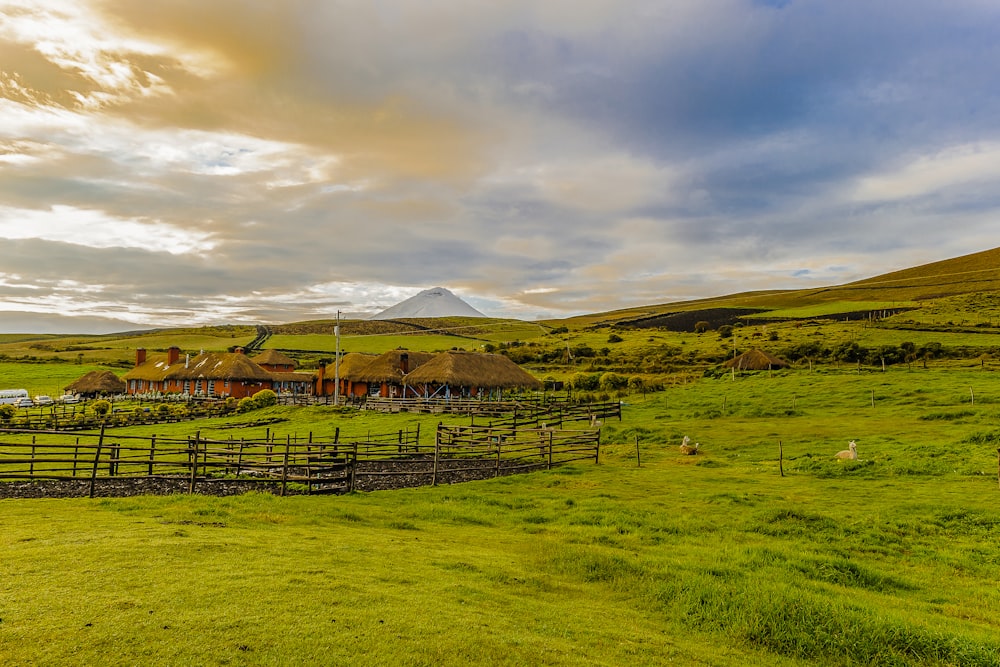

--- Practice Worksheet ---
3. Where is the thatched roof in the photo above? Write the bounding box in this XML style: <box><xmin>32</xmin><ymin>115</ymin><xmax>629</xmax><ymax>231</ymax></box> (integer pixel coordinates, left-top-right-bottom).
<box><xmin>251</xmin><ymin>349</ymin><xmax>297</xmax><ymax>368</ymax></box>
<box><xmin>331</xmin><ymin>352</ymin><xmax>378</xmax><ymax>379</ymax></box>
<box><xmin>352</xmin><ymin>350</ymin><xmax>435</xmax><ymax>383</ymax></box>
<box><xmin>723</xmin><ymin>349</ymin><xmax>790</xmax><ymax>370</ymax></box>
<box><xmin>173</xmin><ymin>352</ymin><xmax>275</xmax><ymax>381</ymax></box>
<box><xmin>403</xmin><ymin>351</ymin><xmax>542</xmax><ymax>389</ymax></box>
<box><xmin>65</xmin><ymin>370</ymin><xmax>125</xmax><ymax>394</ymax></box>
<box><xmin>121</xmin><ymin>355</ymin><xmax>175</xmax><ymax>382</ymax></box>
<box><xmin>122</xmin><ymin>351</ymin><xmax>275</xmax><ymax>382</ymax></box>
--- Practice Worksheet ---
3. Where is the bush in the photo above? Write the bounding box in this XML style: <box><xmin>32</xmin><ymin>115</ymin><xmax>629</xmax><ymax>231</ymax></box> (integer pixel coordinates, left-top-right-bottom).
<box><xmin>252</xmin><ymin>389</ymin><xmax>277</xmax><ymax>407</ymax></box>
<box><xmin>238</xmin><ymin>396</ymin><xmax>257</xmax><ymax>412</ymax></box>
<box><xmin>91</xmin><ymin>400</ymin><xmax>111</xmax><ymax>417</ymax></box>
<box><xmin>0</xmin><ymin>404</ymin><xmax>15</xmax><ymax>422</ymax></box>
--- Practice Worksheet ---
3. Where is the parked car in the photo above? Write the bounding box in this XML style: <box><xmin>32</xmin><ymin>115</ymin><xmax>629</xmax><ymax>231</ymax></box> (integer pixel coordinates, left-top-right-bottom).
<box><xmin>33</xmin><ymin>395</ymin><xmax>54</xmax><ymax>406</ymax></box>
<box><xmin>58</xmin><ymin>394</ymin><xmax>80</xmax><ymax>404</ymax></box>
<box><xmin>14</xmin><ymin>397</ymin><xmax>34</xmax><ymax>408</ymax></box>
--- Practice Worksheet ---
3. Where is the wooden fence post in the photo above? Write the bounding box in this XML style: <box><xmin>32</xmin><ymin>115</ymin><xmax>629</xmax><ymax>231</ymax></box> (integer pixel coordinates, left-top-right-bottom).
<box><xmin>779</xmin><ymin>441</ymin><xmax>784</xmax><ymax>477</ymax></box>
<box><xmin>88</xmin><ymin>423</ymin><xmax>106</xmax><ymax>498</ymax></box>
<box><xmin>188</xmin><ymin>434</ymin><xmax>198</xmax><ymax>494</ymax></box>
<box><xmin>432</xmin><ymin>439</ymin><xmax>440</xmax><ymax>486</ymax></box>
<box><xmin>635</xmin><ymin>435</ymin><xmax>641</xmax><ymax>468</ymax></box>
<box><xmin>595</xmin><ymin>430</ymin><xmax>601</xmax><ymax>465</ymax></box>
<box><xmin>148</xmin><ymin>434</ymin><xmax>156</xmax><ymax>477</ymax></box>
<box><xmin>29</xmin><ymin>435</ymin><xmax>36</xmax><ymax>477</ymax></box>
<box><xmin>348</xmin><ymin>443</ymin><xmax>357</xmax><ymax>493</ymax></box>
<box><xmin>543</xmin><ymin>430</ymin><xmax>551</xmax><ymax>470</ymax></box>
<box><xmin>280</xmin><ymin>435</ymin><xmax>290</xmax><ymax>497</ymax></box>
<box><xmin>72</xmin><ymin>437</ymin><xmax>79</xmax><ymax>478</ymax></box>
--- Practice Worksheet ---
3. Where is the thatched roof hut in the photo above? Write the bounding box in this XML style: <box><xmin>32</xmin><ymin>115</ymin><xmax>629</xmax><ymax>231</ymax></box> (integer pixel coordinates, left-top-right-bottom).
<box><xmin>64</xmin><ymin>370</ymin><xmax>126</xmax><ymax>397</ymax></box>
<box><xmin>173</xmin><ymin>351</ymin><xmax>275</xmax><ymax>381</ymax></box>
<box><xmin>251</xmin><ymin>349</ymin><xmax>297</xmax><ymax>371</ymax></box>
<box><xmin>353</xmin><ymin>350</ymin><xmax>435</xmax><ymax>383</ymax></box>
<box><xmin>404</xmin><ymin>351</ymin><xmax>542</xmax><ymax>390</ymax></box>
<box><xmin>723</xmin><ymin>349</ymin><xmax>790</xmax><ymax>370</ymax></box>
<box><xmin>335</xmin><ymin>352</ymin><xmax>378</xmax><ymax>378</ymax></box>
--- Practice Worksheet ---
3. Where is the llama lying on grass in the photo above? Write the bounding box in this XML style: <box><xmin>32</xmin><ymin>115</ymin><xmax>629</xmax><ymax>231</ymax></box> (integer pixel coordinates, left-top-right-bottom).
<box><xmin>835</xmin><ymin>440</ymin><xmax>858</xmax><ymax>460</ymax></box>
<box><xmin>680</xmin><ymin>435</ymin><xmax>700</xmax><ymax>455</ymax></box>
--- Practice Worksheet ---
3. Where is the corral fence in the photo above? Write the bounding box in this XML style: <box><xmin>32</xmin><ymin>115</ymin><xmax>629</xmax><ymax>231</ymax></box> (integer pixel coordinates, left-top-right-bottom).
<box><xmin>0</xmin><ymin>422</ymin><xmax>601</xmax><ymax>498</ymax></box>
<box><xmin>343</xmin><ymin>396</ymin><xmax>622</xmax><ymax>427</ymax></box>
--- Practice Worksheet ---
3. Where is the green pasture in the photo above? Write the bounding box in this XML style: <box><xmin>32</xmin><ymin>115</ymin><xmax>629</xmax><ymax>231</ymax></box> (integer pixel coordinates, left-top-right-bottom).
<box><xmin>3</xmin><ymin>367</ymin><xmax>1000</xmax><ymax>665</ymax></box>
<box><xmin>266</xmin><ymin>333</ymin><xmax>489</xmax><ymax>355</ymax></box>
<box><xmin>744</xmin><ymin>300</ymin><xmax>918</xmax><ymax>319</ymax></box>
<box><xmin>0</xmin><ymin>362</ymin><xmax>117</xmax><ymax>397</ymax></box>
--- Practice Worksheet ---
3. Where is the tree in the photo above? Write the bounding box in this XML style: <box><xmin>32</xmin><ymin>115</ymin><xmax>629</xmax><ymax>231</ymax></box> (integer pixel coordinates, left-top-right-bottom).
<box><xmin>0</xmin><ymin>404</ymin><xmax>15</xmax><ymax>423</ymax></box>
<box><xmin>92</xmin><ymin>400</ymin><xmax>111</xmax><ymax>417</ymax></box>
<box><xmin>694</xmin><ymin>321</ymin><xmax>711</xmax><ymax>334</ymax></box>
<box><xmin>717</xmin><ymin>325</ymin><xmax>734</xmax><ymax>339</ymax></box>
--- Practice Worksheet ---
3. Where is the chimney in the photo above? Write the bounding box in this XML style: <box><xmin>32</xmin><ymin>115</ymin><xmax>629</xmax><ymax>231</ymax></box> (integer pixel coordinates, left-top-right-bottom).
<box><xmin>400</xmin><ymin>353</ymin><xmax>409</xmax><ymax>374</ymax></box>
<box><xmin>235</xmin><ymin>347</ymin><xmax>244</xmax><ymax>355</ymax></box>
<box><xmin>185</xmin><ymin>353</ymin><xmax>190</xmax><ymax>368</ymax></box>
<box><xmin>167</xmin><ymin>346</ymin><xmax>180</xmax><ymax>365</ymax></box>
<box><xmin>316</xmin><ymin>361</ymin><xmax>326</xmax><ymax>397</ymax></box>
<box><xmin>135</xmin><ymin>348</ymin><xmax>147</xmax><ymax>366</ymax></box>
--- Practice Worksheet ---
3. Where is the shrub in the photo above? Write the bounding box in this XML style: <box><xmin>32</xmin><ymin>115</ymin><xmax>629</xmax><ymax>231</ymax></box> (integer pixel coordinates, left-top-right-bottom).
<box><xmin>599</xmin><ymin>372</ymin><xmax>626</xmax><ymax>391</ymax></box>
<box><xmin>607</xmin><ymin>333</ymin><xmax>623</xmax><ymax>343</ymax></box>
<box><xmin>252</xmin><ymin>389</ymin><xmax>277</xmax><ymax>407</ymax></box>
<box><xmin>238</xmin><ymin>396</ymin><xmax>257</xmax><ymax>412</ymax></box>
<box><xmin>0</xmin><ymin>404</ymin><xmax>15</xmax><ymax>422</ymax></box>
<box><xmin>224</xmin><ymin>396</ymin><xmax>238</xmax><ymax>411</ymax></box>
<box><xmin>91</xmin><ymin>400</ymin><xmax>111</xmax><ymax>417</ymax></box>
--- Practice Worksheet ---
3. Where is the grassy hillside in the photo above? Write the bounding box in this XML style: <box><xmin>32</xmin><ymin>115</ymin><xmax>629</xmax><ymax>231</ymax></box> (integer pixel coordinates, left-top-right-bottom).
<box><xmin>3</xmin><ymin>367</ymin><xmax>1000</xmax><ymax>665</ymax></box>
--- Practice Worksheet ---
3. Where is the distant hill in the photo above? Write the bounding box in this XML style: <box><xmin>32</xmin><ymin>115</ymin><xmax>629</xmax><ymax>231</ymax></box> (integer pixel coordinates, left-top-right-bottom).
<box><xmin>0</xmin><ymin>311</ymin><xmax>155</xmax><ymax>335</ymax></box>
<box><xmin>371</xmin><ymin>287</ymin><xmax>487</xmax><ymax>320</ymax></box>
<box><xmin>546</xmin><ymin>246</ymin><xmax>1000</xmax><ymax>329</ymax></box>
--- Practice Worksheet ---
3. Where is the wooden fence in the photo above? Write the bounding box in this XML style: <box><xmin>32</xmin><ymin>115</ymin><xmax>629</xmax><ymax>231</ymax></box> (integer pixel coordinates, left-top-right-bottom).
<box><xmin>0</xmin><ymin>421</ymin><xmax>600</xmax><ymax>498</ymax></box>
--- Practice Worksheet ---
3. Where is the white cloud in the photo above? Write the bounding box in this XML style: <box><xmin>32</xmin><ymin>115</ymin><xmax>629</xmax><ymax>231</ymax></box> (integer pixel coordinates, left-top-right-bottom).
<box><xmin>0</xmin><ymin>205</ymin><xmax>215</xmax><ymax>254</ymax></box>
<box><xmin>852</xmin><ymin>142</ymin><xmax>1000</xmax><ymax>202</ymax></box>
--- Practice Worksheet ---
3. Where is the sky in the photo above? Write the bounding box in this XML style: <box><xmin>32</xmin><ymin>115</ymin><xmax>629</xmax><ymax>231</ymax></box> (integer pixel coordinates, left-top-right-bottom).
<box><xmin>1</xmin><ymin>0</ymin><xmax>999</xmax><ymax>333</ymax></box>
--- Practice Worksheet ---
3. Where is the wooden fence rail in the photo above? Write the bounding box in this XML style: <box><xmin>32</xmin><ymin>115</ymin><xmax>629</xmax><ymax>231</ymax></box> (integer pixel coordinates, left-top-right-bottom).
<box><xmin>0</xmin><ymin>421</ymin><xmax>600</xmax><ymax>497</ymax></box>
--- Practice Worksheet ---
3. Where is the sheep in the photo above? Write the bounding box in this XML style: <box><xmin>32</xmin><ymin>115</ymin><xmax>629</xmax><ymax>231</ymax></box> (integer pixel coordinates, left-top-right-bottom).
<box><xmin>679</xmin><ymin>435</ymin><xmax>700</xmax><ymax>455</ymax></box>
<box><xmin>835</xmin><ymin>440</ymin><xmax>858</xmax><ymax>460</ymax></box>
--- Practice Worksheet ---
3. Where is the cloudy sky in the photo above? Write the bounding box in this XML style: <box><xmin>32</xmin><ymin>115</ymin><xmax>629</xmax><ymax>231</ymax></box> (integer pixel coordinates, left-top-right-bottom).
<box><xmin>1</xmin><ymin>0</ymin><xmax>999</xmax><ymax>333</ymax></box>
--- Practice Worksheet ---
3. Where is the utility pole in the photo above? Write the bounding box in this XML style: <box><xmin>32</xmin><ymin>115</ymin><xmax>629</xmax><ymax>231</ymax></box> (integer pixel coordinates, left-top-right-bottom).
<box><xmin>334</xmin><ymin>310</ymin><xmax>341</xmax><ymax>405</ymax></box>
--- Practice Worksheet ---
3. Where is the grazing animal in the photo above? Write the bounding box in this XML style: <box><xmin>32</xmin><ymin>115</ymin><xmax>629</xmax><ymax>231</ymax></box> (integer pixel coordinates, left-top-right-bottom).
<box><xmin>835</xmin><ymin>440</ymin><xmax>858</xmax><ymax>460</ymax></box>
<box><xmin>679</xmin><ymin>435</ymin><xmax>700</xmax><ymax>455</ymax></box>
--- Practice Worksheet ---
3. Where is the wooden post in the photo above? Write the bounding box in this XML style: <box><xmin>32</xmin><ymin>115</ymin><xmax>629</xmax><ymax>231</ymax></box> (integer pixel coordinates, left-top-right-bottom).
<box><xmin>30</xmin><ymin>435</ymin><xmax>36</xmax><ymax>477</ymax></box>
<box><xmin>494</xmin><ymin>436</ymin><xmax>501</xmax><ymax>478</ymax></box>
<box><xmin>72</xmin><ymin>438</ymin><xmax>79</xmax><ymax>478</ymax></box>
<box><xmin>280</xmin><ymin>435</ymin><xmax>290</xmax><ymax>497</ymax></box>
<box><xmin>548</xmin><ymin>429</ymin><xmax>554</xmax><ymax>470</ymax></box>
<box><xmin>88</xmin><ymin>423</ymin><xmax>106</xmax><ymax>498</ymax></box>
<box><xmin>334</xmin><ymin>426</ymin><xmax>340</xmax><ymax>444</ymax></box>
<box><xmin>188</xmin><ymin>434</ymin><xmax>198</xmax><ymax>494</ymax></box>
<box><xmin>109</xmin><ymin>442</ymin><xmax>119</xmax><ymax>476</ymax></box>
<box><xmin>432</xmin><ymin>440</ymin><xmax>440</xmax><ymax>486</ymax></box>
<box><xmin>148</xmin><ymin>434</ymin><xmax>157</xmax><ymax>477</ymax></box>
<box><xmin>778</xmin><ymin>441</ymin><xmax>784</xmax><ymax>477</ymax></box>
<box><xmin>635</xmin><ymin>435</ymin><xmax>641</xmax><ymax>468</ymax></box>
<box><xmin>348</xmin><ymin>443</ymin><xmax>357</xmax><ymax>493</ymax></box>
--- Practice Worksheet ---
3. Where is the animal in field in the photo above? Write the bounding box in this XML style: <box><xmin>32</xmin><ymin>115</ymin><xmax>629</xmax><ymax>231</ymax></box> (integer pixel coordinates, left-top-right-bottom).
<box><xmin>679</xmin><ymin>435</ymin><xmax>699</xmax><ymax>455</ymax></box>
<box><xmin>835</xmin><ymin>440</ymin><xmax>858</xmax><ymax>460</ymax></box>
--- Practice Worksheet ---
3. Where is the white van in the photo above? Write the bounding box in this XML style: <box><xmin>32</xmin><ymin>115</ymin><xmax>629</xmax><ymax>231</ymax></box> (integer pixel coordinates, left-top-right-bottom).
<box><xmin>0</xmin><ymin>388</ymin><xmax>30</xmax><ymax>405</ymax></box>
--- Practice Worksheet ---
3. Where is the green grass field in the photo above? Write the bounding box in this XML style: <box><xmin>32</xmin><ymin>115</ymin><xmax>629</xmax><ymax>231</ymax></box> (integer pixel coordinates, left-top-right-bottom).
<box><xmin>3</xmin><ymin>366</ymin><xmax>1000</xmax><ymax>665</ymax></box>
